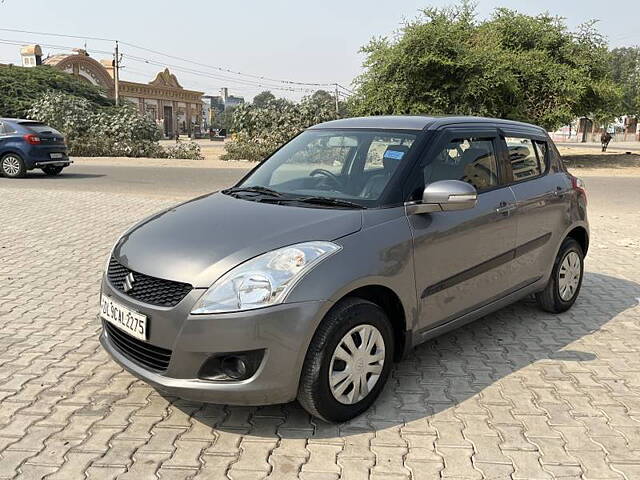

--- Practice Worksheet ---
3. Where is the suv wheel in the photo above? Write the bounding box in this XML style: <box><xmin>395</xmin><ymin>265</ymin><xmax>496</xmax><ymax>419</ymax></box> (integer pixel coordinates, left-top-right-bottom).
<box><xmin>1</xmin><ymin>154</ymin><xmax>26</xmax><ymax>178</ymax></box>
<box><xmin>42</xmin><ymin>165</ymin><xmax>64</xmax><ymax>176</ymax></box>
<box><xmin>535</xmin><ymin>237</ymin><xmax>584</xmax><ymax>313</ymax></box>
<box><xmin>297</xmin><ymin>297</ymin><xmax>394</xmax><ymax>422</ymax></box>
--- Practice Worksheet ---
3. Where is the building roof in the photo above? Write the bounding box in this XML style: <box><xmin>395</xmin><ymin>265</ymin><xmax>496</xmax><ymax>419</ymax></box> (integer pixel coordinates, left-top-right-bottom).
<box><xmin>312</xmin><ymin>115</ymin><xmax>546</xmax><ymax>132</ymax></box>
<box><xmin>42</xmin><ymin>54</ymin><xmax>73</xmax><ymax>67</ymax></box>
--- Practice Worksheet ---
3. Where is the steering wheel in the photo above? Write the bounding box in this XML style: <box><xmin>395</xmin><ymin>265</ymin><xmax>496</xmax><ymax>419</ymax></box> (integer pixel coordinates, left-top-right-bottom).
<box><xmin>309</xmin><ymin>168</ymin><xmax>341</xmax><ymax>189</ymax></box>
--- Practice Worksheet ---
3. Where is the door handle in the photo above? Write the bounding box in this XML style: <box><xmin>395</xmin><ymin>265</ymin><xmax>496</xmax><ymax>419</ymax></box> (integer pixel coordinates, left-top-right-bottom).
<box><xmin>496</xmin><ymin>202</ymin><xmax>516</xmax><ymax>214</ymax></box>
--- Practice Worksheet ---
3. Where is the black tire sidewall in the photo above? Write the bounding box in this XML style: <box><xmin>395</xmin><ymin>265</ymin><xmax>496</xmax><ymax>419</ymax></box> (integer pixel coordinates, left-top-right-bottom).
<box><xmin>552</xmin><ymin>239</ymin><xmax>584</xmax><ymax>309</ymax></box>
<box><xmin>1</xmin><ymin>154</ymin><xmax>26</xmax><ymax>178</ymax></box>
<box><xmin>308</xmin><ymin>301</ymin><xmax>394</xmax><ymax>422</ymax></box>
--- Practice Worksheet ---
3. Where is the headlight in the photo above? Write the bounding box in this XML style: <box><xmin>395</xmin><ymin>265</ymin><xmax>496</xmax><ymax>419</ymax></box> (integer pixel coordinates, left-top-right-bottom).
<box><xmin>191</xmin><ymin>241</ymin><xmax>341</xmax><ymax>314</ymax></box>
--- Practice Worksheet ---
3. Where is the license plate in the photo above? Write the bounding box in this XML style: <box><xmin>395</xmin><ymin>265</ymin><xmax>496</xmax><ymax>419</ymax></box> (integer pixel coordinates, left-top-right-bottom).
<box><xmin>50</xmin><ymin>153</ymin><xmax>64</xmax><ymax>159</ymax></box>
<box><xmin>100</xmin><ymin>294</ymin><xmax>147</xmax><ymax>341</ymax></box>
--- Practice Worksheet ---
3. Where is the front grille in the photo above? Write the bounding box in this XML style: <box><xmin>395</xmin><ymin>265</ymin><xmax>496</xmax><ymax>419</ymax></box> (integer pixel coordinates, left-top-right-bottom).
<box><xmin>107</xmin><ymin>256</ymin><xmax>192</xmax><ymax>307</ymax></box>
<box><xmin>103</xmin><ymin>321</ymin><xmax>172</xmax><ymax>372</ymax></box>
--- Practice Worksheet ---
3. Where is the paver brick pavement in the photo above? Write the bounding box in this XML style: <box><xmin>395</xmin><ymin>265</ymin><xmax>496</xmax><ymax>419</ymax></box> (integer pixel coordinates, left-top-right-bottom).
<box><xmin>1</xmin><ymin>184</ymin><xmax>640</xmax><ymax>479</ymax></box>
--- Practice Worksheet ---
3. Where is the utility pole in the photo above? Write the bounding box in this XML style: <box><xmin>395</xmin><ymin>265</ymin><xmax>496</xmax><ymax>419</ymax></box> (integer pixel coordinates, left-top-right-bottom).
<box><xmin>334</xmin><ymin>83</ymin><xmax>339</xmax><ymax>117</ymax></box>
<box><xmin>113</xmin><ymin>40</ymin><xmax>120</xmax><ymax>106</ymax></box>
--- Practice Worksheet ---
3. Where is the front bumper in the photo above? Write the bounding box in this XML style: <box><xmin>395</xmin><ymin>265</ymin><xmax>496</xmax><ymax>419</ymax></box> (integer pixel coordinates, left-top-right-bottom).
<box><xmin>99</xmin><ymin>279</ymin><xmax>331</xmax><ymax>405</ymax></box>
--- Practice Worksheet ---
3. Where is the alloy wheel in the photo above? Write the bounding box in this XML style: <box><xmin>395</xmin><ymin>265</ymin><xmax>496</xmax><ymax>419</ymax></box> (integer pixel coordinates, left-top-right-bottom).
<box><xmin>329</xmin><ymin>324</ymin><xmax>386</xmax><ymax>404</ymax></box>
<box><xmin>558</xmin><ymin>251</ymin><xmax>581</xmax><ymax>301</ymax></box>
<box><xmin>2</xmin><ymin>156</ymin><xmax>21</xmax><ymax>177</ymax></box>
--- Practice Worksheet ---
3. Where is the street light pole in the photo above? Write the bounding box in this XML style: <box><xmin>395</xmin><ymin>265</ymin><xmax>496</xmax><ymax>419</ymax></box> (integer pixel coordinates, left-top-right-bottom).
<box><xmin>334</xmin><ymin>83</ymin><xmax>339</xmax><ymax>117</ymax></box>
<box><xmin>114</xmin><ymin>40</ymin><xmax>120</xmax><ymax>106</ymax></box>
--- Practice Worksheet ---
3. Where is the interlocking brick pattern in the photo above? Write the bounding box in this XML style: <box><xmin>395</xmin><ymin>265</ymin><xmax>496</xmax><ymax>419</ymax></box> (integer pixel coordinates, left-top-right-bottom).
<box><xmin>1</xmin><ymin>185</ymin><xmax>639</xmax><ymax>479</ymax></box>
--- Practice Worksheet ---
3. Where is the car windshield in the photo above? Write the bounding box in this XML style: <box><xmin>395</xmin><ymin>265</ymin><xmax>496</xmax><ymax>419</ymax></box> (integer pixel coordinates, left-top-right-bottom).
<box><xmin>230</xmin><ymin>129</ymin><xmax>417</xmax><ymax>208</ymax></box>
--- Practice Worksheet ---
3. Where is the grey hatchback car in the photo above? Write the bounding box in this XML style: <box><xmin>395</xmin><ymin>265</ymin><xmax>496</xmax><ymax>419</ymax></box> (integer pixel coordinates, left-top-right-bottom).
<box><xmin>100</xmin><ymin>116</ymin><xmax>588</xmax><ymax>422</ymax></box>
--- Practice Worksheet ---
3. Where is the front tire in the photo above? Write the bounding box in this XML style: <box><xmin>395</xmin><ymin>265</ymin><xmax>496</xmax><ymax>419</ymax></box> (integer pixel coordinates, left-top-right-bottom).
<box><xmin>535</xmin><ymin>237</ymin><xmax>584</xmax><ymax>313</ymax></box>
<box><xmin>1</xmin><ymin>154</ymin><xmax>26</xmax><ymax>178</ymax></box>
<box><xmin>297</xmin><ymin>297</ymin><xmax>394</xmax><ymax>422</ymax></box>
<box><xmin>42</xmin><ymin>165</ymin><xmax>64</xmax><ymax>176</ymax></box>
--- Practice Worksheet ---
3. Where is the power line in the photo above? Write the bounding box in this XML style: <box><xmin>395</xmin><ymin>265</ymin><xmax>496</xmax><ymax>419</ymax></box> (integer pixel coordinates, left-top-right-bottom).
<box><xmin>0</xmin><ymin>37</ymin><xmax>112</xmax><ymax>56</ymax></box>
<box><xmin>121</xmin><ymin>53</ymin><xmax>320</xmax><ymax>93</ymax></box>
<box><xmin>0</xmin><ymin>27</ymin><xmax>115</xmax><ymax>45</ymax></box>
<box><xmin>0</xmin><ymin>30</ymin><xmax>356</xmax><ymax>98</ymax></box>
<box><xmin>336</xmin><ymin>84</ymin><xmax>354</xmax><ymax>95</ymax></box>
<box><xmin>0</xmin><ymin>27</ymin><xmax>343</xmax><ymax>89</ymax></box>
<box><xmin>0</xmin><ymin>27</ymin><xmax>115</xmax><ymax>43</ymax></box>
<box><xmin>119</xmin><ymin>40</ymin><xmax>337</xmax><ymax>88</ymax></box>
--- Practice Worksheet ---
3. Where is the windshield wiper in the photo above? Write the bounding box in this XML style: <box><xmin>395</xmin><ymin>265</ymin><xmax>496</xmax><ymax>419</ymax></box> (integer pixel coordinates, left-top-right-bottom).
<box><xmin>222</xmin><ymin>186</ymin><xmax>283</xmax><ymax>197</ymax></box>
<box><xmin>284</xmin><ymin>196</ymin><xmax>365</xmax><ymax>209</ymax></box>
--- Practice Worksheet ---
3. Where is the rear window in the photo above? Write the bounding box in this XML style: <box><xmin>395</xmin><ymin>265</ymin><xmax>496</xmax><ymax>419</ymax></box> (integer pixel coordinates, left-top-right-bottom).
<box><xmin>19</xmin><ymin>122</ymin><xmax>59</xmax><ymax>135</ymax></box>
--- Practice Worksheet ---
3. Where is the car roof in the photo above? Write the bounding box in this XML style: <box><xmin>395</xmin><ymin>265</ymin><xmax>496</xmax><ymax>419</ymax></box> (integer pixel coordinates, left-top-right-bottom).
<box><xmin>311</xmin><ymin>115</ymin><xmax>546</xmax><ymax>134</ymax></box>
<box><xmin>0</xmin><ymin>118</ymin><xmax>41</xmax><ymax>124</ymax></box>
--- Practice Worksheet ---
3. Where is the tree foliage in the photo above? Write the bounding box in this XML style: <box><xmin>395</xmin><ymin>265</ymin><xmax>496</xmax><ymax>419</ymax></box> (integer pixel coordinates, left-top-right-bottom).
<box><xmin>0</xmin><ymin>65</ymin><xmax>112</xmax><ymax>118</ymax></box>
<box><xmin>349</xmin><ymin>3</ymin><xmax>621</xmax><ymax>130</ymax></box>
<box><xmin>28</xmin><ymin>91</ymin><xmax>202</xmax><ymax>159</ymax></box>
<box><xmin>252</xmin><ymin>90</ymin><xmax>276</xmax><ymax>107</ymax></box>
<box><xmin>609</xmin><ymin>47</ymin><xmax>640</xmax><ymax>116</ymax></box>
<box><xmin>222</xmin><ymin>92</ymin><xmax>338</xmax><ymax>161</ymax></box>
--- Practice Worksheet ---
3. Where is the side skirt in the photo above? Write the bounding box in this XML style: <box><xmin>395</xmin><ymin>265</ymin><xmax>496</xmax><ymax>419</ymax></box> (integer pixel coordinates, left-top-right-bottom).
<box><xmin>412</xmin><ymin>277</ymin><xmax>545</xmax><ymax>347</ymax></box>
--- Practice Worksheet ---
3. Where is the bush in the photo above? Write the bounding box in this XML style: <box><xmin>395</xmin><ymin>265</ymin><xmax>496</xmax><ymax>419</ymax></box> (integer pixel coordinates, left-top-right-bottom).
<box><xmin>27</xmin><ymin>91</ymin><xmax>202</xmax><ymax>159</ymax></box>
<box><xmin>164</xmin><ymin>139</ymin><xmax>203</xmax><ymax>160</ymax></box>
<box><xmin>222</xmin><ymin>93</ymin><xmax>339</xmax><ymax>161</ymax></box>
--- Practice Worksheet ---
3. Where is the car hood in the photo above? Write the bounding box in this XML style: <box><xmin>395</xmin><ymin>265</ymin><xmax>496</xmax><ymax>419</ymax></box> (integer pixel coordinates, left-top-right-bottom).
<box><xmin>114</xmin><ymin>192</ymin><xmax>362</xmax><ymax>287</ymax></box>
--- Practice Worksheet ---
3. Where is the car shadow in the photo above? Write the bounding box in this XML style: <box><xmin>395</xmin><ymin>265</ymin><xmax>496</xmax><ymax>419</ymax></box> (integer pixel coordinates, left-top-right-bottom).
<box><xmin>165</xmin><ymin>271</ymin><xmax>639</xmax><ymax>438</ymax></box>
<box><xmin>33</xmin><ymin>172</ymin><xmax>106</xmax><ymax>179</ymax></box>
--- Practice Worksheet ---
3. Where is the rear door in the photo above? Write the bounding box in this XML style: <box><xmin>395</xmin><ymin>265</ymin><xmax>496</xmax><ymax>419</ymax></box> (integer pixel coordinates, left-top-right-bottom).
<box><xmin>501</xmin><ymin>130</ymin><xmax>572</xmax><ymax>286</ymax></box>
<box><xmin>406</xmin><ymin>127</ymin><xmax>519</xmax><ymax>334</ymax></box>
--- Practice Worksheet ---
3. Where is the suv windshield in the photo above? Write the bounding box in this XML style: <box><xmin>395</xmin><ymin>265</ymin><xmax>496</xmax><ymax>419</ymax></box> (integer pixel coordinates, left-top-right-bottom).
<box><xmin>231</xmin><ymin>129</ymin><xmax>417</xmax><ymax>208</ymax></box>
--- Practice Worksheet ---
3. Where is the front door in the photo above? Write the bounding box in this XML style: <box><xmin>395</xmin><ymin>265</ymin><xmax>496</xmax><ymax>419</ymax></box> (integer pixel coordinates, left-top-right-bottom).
<box><xmin>163</xmin><ymin>106</ymin><xmax>173</xmax><ymax>138</ymax></box>
<box><xmin>407</xmin><ymin>128</ymin><xmax>518</xmax><ymax>334</ymax></box>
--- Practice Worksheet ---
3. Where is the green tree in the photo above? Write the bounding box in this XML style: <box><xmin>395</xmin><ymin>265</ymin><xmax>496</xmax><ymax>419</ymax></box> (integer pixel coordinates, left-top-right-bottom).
<box><xmin>252</xmin><ymin>90</ymin><xmax>276</xmax><ymax>107</ymax></box>
<box><xmin>609</xmin><ymin>47</ymin><xmax>640</xmax><ymax>116</ymax></box>
<box><xmin>222</xmin><ymin>93</ymin><xmax>337</xmax><ymax>161</ymax></box>
<box><xmin>0</xmin><ymin>65</ymin><xmax>112</xmax><ymax>118</ymax></box>
<box><xmin>349</xmin><ymin>3</ymin><xmax>621</xmax><ymax>130</ymax></box>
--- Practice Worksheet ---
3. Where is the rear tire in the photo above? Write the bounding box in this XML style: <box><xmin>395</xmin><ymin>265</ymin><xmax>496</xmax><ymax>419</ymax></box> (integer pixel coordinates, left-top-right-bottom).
<box><xmin>297</xmin><ymin>297</ymin><xmax>394</xmax><ymax>423</ymax></box>
<box><xmin>1</xmin><ymin>154</ymin><xmax>26</xmax><ymax>178</ymax></box>
<box><xmin>535</xmin><ymin>237</ymin><xmax>584</xmax><ymax>313</ymax></box>
<box><xmin>42</xmin><ymin>165</ymin><xmax>64</xmax><ymax>176</ymax></box>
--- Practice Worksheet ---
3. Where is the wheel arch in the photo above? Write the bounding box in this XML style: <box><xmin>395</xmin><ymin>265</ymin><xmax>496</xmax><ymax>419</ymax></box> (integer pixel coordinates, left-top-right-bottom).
<box><xmin>0</xmin><ymin>150</ymin><xmax>25</xmax><ymax>159</ymax></box>
<box><xmin>566</xmin><ymin>225</ymin><xmax>589</xmax><ymax>255</ymax></box>
<box><xmin>335</xmin><ymin>284</ymin><xmax>408</xmax><ymax>361</ymax></box>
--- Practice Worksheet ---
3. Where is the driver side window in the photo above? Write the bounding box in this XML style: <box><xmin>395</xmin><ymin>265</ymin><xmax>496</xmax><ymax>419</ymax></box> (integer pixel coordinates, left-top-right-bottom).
<box><xmin>424</xmin><ymin>137</ymin><xmax>499</xmax><ymax>192</ymax></box>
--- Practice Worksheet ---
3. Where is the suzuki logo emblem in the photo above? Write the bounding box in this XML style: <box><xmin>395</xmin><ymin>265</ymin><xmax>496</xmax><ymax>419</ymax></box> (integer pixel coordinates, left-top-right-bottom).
<box><xmin>122</xmin><ymin>272</ymin><xmax>135</xmax><ymax>293</ymax></box>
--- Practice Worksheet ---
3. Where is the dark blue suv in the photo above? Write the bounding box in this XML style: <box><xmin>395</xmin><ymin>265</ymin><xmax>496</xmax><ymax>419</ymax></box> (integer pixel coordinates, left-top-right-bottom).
<box><xmin>0</xmin><ymin>118</ymin><xmax>71</xmax><ymax>178</ymax></box>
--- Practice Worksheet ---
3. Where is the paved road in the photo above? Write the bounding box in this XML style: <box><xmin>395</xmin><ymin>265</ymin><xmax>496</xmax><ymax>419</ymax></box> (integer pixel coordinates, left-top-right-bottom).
<box><xmin>2</xmin><ymin>162</ymin><xmax>639</xmax><ymax>213</ymax></box>
<box><xmin>1</xmin><ymin>168</ymin><xmax>640</xmax><ymax>479</ymax></box>
<box><xmin>0</xmin><ymin>163</ymin><xmax>248</xmax><ymax>197</ymax></box>
<box><xmin>558</xmin><ymin>142</ymin><xmax>640</xmax><ymax>153</ymax></box>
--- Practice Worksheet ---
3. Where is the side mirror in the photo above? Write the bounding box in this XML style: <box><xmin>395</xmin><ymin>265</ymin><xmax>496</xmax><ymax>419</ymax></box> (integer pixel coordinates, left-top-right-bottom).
<box><xmin>405</xmin><ymin>180</ymin><xmax>478</xmax><ymax>215</ymax></box>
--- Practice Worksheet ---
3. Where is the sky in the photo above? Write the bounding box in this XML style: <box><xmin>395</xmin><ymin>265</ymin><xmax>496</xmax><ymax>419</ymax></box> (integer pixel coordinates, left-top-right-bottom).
<box><xmin>1</xmin><ymin>0</ymin><xmax>639</xmax><ymax>101</ymax></box>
